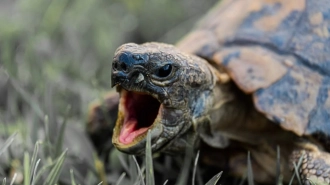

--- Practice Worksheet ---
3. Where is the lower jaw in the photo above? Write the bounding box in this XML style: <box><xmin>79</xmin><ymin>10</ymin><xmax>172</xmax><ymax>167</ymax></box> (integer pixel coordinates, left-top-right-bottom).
<box><xmin>112</xmin><ymin>118</ymin><xmax>164</xmax><ymax>154</ymax></box>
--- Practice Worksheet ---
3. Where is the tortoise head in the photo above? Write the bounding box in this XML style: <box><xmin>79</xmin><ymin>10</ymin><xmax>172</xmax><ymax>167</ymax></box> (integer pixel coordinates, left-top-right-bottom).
<box><xmin>111</xmin><ymin>42</ymin><xmax>219</xmax><ymax>154</ymax></box>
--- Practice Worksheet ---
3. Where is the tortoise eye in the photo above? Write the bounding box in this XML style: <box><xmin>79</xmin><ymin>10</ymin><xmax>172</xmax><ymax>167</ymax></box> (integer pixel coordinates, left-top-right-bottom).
<box><xmin>155</xmin><ymin>64</ymin><xmax>172</xmax><ymax>78</ymax></box>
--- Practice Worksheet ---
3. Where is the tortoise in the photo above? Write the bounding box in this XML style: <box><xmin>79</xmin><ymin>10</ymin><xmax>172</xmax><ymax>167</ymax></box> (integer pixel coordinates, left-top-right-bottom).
<box><xmin>87</xmin><ymin>0</ymin><xmax>330</xmax><ymax>184</ymax></box>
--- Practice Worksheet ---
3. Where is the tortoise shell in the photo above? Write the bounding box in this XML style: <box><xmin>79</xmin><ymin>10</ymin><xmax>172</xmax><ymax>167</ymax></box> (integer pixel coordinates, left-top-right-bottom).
<box><xmin>177</xmin><ymin>0</ymin><xmax>330</xmax><ymax>137</ymax></box>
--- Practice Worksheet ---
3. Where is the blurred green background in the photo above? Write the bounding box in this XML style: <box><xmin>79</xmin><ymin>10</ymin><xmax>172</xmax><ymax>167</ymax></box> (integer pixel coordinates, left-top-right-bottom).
<box><xmin>0</xmin><ymin>0</ymin><xmax>222</xmax><ymax>184</ymax></box>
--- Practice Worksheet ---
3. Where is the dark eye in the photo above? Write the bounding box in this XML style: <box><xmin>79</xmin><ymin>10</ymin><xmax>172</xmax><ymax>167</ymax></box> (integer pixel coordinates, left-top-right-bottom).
<box><xmin>155</xmin><ymin>64</ymin><xmax>172</xmax><ymax>78</ymax></box>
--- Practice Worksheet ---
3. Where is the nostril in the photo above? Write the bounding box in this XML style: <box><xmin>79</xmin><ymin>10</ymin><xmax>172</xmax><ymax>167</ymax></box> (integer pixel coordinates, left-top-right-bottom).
<box><xmin>113</xmin><ymin>62</ymin><xmax>118</xmax><ymax>70</ymax></box>
<box><xmin>120</xmin><ymin>62</ymin><xmax>127</xmax><ymax>72</ymax></box>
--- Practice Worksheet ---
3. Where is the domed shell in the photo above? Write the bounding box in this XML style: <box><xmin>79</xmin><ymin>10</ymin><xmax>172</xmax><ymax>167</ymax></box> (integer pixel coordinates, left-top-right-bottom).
<box><xmin>177</xmin><ymin>0</ymin><xmax>330</xmax><ymax>136</ymax></box>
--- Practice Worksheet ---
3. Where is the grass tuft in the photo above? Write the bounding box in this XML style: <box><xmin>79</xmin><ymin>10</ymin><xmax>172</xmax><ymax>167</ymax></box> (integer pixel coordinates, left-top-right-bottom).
<box><xmin>288</xmin><ymin>154</ymin><xmax>304</xmax><ymax>185</ymax></box>
<box><xmin>43</xmin><ymin>149</ymin><xmax>68</xmax><ymax>185</ymax></box>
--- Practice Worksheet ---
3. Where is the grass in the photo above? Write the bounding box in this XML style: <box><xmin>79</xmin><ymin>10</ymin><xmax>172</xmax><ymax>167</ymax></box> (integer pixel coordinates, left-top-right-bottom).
<box><xmin>0</xmin><ymin>69</ymin><xmax>318</xmax><ymax>185</ymax></box>
<box><xmin>0</xmin><ymin>0</ymin><xmax>324</xmax><ymax>184</ymax></box>
<box><xmin>0</xmin><ymin>108</ymin><xmax>311</xmax><ymax>185</ymax></box>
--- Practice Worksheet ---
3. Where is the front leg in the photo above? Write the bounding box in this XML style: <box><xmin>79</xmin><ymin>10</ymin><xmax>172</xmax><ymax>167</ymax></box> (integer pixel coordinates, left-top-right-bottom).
<box><xmin>290</xmin><ymin>143</ymin><xmax>330</xmax><ymax>184</ymax></box>
<box><xmin>87</xmin><ymin>91</ymin><xmax>119</xmax><ymax>154</ymax></box>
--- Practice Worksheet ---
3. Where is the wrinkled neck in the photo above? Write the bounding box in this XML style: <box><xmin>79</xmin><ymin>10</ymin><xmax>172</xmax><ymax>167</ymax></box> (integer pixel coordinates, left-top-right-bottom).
<box><xmin>210</xmin><ymin>80</ymin><xmax>295</xmax><ymax>146</ymax></box>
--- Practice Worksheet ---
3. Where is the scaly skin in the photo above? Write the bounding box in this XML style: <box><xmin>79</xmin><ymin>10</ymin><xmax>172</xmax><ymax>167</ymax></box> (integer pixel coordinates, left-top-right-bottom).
<box><xmin>89</xmin><ymin>42</ymin><xmax>330</xmax><ymax>184</ymax></box>
<box><xmin>111</xmin><ymin>42</ymin><xmax>221</xmax><ymax>154</ymax></box>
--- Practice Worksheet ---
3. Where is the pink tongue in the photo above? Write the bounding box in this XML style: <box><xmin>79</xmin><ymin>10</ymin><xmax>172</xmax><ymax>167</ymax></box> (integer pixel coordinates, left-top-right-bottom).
<box><xmin>119</xmin><ymin>120</ymin><xmax>149</xmax><ymax>144</ymax></box>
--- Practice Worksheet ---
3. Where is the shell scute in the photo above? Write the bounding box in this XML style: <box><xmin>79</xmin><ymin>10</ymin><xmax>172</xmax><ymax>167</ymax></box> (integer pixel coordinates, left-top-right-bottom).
<box><xmin>178</xmin><ymin>0</ymin><xmax>330</xmax><ymax>136</ymax></box>
<box><xmin>214</xmin><ymin>46</ymin><xmax>288</xmax><ymax>93</ymax></box>
<box><xmin>252</xmin><ymin>60</ymin><xmax>330</xmax><ymax>136</ymax></box>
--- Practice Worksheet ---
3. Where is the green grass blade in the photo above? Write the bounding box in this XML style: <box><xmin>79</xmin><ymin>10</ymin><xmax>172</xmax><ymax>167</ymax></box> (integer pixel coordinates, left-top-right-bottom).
<box><xmin>34</xmin><ymin>157</ymin><xmax>56</xmax><ymax>183</ymax></box>
<box><xmin>238</xmin><ymin>173</ymin><xmax>247</xmax><ymax>185</ymax></box>
<box><xmin>115</xmin><ymin>172</ymin><xmax>126</xmax><ymax>185</ymax></box>
<box><xmin>205</xmin><ymin>171</ymin><xmax>223</xmax><ymax>185</ymax></box>
<box><xmin>24</xmin><ymin>152</ymin><xmax>30</xmax><ymax>185</ymax></box>
<box><xmin>55</xmin><ymin>105</ymin><xmax>70</xmax><ymax>157</ymax></box>
<box><xmin>31</xmin><ymin>159</ymin><xmax>41</xmax><ymax>185</ymax></box>
<box><xmin>293</xmin><ymin>162</ymin><xmax>302</xmax><ymax>185</ymax></box>
<box><xmin>29</xmin><ymin>141</ymin><xmax>40</xmax><ymax>183</ymax></box>
<box><xmin>247</xmin><ymin>151</ymin><xmax>254</xmax><ymax>185</ymax></box>
<box><xmin>192</xmin><ymin>150</ymin><xmax>200</xmax><ymax>185</ymax></box>
<box><xmin>127</xmin><ymin>155</ymin><xmax>138</xmax><ymax>184</ymax></box>
<box><xmin>43</xmin><ymin>149</ymin><xmax>68</xmax><ymax>185</ymax></box>
<box><xmin>288</xmin><ymin>154</ymin><xmax>304</xmax><ymax>185</ymax></box>
<box><xmin>276</xmin><ymin>146</ymin><xmax>282</xmax><ymax>185</ymax></box>
<box><xmin>0</xmin><ymin>132</ymin><xmax>17</xmax><ymax>156</ymax></box>
<box><xmin>175</xmin><ymin>145</ymin><xmax>194</xmax><ymax>185</ymax></box>
<box><xmin>8</xmin><ymin>77</ymin><xmax>44</xmax><ymax>120</ymax></box>
<box><xmin>70</xmin><ymin>169</ymin><xmax>77</xmax><ymax>185</ymax></box>
<box><xmin>145</xmin><ymin>130</ymin><xmax>154</xmax><ymax>185</ymax></box>
<box><xmin>118</xmin><ymin>153</ymin><xmax>129</xmax><ymax>173</ymax></box>
<box><xmin>132</xmin><ymin>155</ymin><xmax>145</xmax><ymax>185</ymax></box>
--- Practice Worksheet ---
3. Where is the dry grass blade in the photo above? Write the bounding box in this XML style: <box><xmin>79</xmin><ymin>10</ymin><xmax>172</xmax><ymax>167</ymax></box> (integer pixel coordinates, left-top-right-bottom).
<box><xmin>145</xmin><ymin>130</ymin><xmax>155</xmax><ymax>185</ymax></box>
<box><xmin>205</xmin><ymin>171</ymin><xmax>223</xmax><ymax>185</ymax></box>
<box><xmin>9</xmin><ymin>173</ymin><xmax>17</xmax><ymax>185</ymax></box>
<box><xmin>247</xmin><ymin>151</ymin><xmax>254</xmax><ymax>185</ymax></box>
<box><xmin>43</xmin><ymin>149</ymin><xmax>68</xmax><ymax>185</ymax></box>
<box><xmin>192</xmin><ymin>150</ymin><xmax>200</xmax><ymax>185</ymax></box>
<box><xmin>115</xmin><ymin>172</ymin><xmax>126</xmax><ymax>185</ymax></box>
<box><xmin>0</xmin><ymin>132</ymin><xmax>17</xmax><ymax>156</ymax></box>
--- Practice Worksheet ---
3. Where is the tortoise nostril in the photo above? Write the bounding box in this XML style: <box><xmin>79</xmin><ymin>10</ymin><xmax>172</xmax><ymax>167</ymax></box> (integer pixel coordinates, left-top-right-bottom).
<box><xmin>120</xmin><ymin>62</ymin><xmax>127</xmax><ymax>72</ymax></box>
<box><xmin>113</xmin><ymin>62</ymin><xmax>118</xmax><ymax>70</ymax></box>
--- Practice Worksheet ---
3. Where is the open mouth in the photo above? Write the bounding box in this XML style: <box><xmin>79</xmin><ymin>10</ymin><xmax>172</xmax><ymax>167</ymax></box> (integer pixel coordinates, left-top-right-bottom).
<box><xmin>115</xmin><ymin>89</ymin><xmax>161</xmax><ymax>145</ymax></box>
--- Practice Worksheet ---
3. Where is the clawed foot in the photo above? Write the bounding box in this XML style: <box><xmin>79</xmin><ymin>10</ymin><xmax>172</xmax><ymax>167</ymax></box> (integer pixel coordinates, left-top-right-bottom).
<box><xmin>290</xmin><ymin>146</ymin><xmax>330</xmax><ymax>185</ymax></box>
